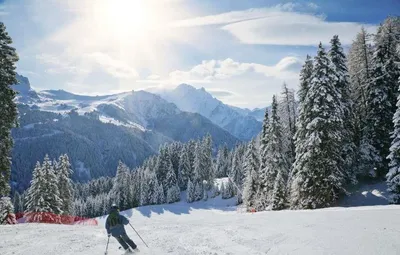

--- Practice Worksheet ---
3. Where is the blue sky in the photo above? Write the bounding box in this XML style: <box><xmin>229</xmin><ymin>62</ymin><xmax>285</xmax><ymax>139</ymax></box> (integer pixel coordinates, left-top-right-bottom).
<box><xmin>0</xmin><ymin>0</ymin><xmax>396</xmax><ymax>108</ymax></box>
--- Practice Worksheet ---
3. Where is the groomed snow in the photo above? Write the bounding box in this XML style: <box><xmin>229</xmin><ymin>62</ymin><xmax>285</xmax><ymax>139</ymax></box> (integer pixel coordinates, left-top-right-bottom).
<box><xmin>2</xmin><ymin>198</ymin><xmax>400</xmax><ymax>255</ymax></box>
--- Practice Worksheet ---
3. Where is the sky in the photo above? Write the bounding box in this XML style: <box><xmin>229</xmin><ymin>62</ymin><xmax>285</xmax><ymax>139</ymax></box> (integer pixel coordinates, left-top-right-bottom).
<box><xmin>0</xmin><ymin>0</ymin><xmax>397</xmax><ymax>109</ymax></box>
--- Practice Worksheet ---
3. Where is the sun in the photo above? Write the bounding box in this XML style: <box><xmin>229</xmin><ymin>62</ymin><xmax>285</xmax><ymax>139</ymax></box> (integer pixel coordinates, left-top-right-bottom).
<box><xmin>92</xmin><ymin>0</ymin><xmax>164</xmax><ymax>40</ymax></box>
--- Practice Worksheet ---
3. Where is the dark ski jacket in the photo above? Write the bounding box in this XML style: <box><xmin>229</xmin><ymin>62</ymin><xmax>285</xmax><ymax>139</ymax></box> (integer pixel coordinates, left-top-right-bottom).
<box><xmin>105</xmin><ymin>208</ymin><xmax>130</xmax><ymax>237</ymax></box>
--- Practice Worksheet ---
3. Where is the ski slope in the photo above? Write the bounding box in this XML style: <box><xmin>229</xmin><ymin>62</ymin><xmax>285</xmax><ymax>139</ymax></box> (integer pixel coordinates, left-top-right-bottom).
<box><xmin>2</xmin><ymin>196</ymin><xmax>400</xmax><ymax>255</ymax></box>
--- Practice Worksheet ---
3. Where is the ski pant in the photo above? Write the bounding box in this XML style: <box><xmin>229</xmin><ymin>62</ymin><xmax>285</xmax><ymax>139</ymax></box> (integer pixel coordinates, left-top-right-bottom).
<box><xmin>115</xmin><ymin>233</ymin><xmax>137</xmax><ymax>250</ymax></box>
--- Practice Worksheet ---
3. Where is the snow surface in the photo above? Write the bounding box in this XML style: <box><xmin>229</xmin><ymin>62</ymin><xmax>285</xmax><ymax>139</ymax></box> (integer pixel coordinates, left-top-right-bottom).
<box><xmin>2</xmin><ymin>189</ymin><xmax>400</xmax><ymax>255</ymax></box>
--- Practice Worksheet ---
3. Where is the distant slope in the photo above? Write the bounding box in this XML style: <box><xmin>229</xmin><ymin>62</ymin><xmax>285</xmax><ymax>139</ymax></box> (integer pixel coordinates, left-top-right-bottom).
<box><xmin>158</xmin><ymin>84</ymin><xmax>262</xmax><ymax>141</ymax></box>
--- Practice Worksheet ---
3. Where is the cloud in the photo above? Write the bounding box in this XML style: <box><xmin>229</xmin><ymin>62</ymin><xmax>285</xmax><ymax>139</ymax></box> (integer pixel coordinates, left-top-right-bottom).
<box><xmin>171</xmin><ymin>4</ymin><xmax>377</xmax><ymax>46</ymax></box>
<box><xmin>87</xmin><ymin>52</ymin><xmax>139</xmax><ymax>79</ymax></box>
<box><xmin>164</xmin><ymin>56</ymin><xmax>303</xmax><ymax>108</ymax></box>
<box><xmin>168</xmin><ymin>56</ymin><xmax>302</xmax><ymax>82</ymax></box>
<box><xmin>307</xmin><ymin>2</ymin><xmax>319</xmax><ymax>10</ymax></box>
<box><xmin>36</xmin><ymin>54</ymin><xmax>87</xmax><ymax>74</ymax></box>
<box><xmin>147</xmin><ymin>74</ymin><xmax>161</xmax><ymax>80</ymax></box>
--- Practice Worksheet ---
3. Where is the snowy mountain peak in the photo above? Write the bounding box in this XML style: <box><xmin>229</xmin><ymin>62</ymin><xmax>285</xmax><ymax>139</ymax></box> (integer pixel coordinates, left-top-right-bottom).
<box><xmin>158</xmin><ymin>84</ymin><xmax>262</xmax><ymax>141</ymax></box>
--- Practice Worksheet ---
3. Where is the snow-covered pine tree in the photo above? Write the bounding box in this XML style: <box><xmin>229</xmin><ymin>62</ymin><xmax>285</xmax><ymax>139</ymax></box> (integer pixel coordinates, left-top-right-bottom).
<box><xmin>203</xmin><ymin>182</ymin><xmax>208</xmax><ymax>201</ymax></box>
<box><xmin>242</xmin><ymin>139</ymin><xmax>260</xmax><ymax>210</ymax></box>
<box><xmin>259</xmin><ymin>107</ymin><xmax>269</xmax><ymax>173</ymax></box>
<box><xmin>364</xmin><ymin>39</ymin><xmax>396</xmax><ymax>177</ymax></box>
<box><xmin>290</xmin><ymin>43</ymin><xmax>345</xmax><ymax>209</ymax></box>
<box><xmin>329</xmin><ymin>35</ymin><xmax>357</xmax><ymax>184</ymax></box>
<box><xmin>277</xmin><ymin>83</ymin><xmax>297</xmax><ymax>170</ymax></box>
<box><xmin>56</xmin><ymin>154</ymin><xmax>74</xmax><ymax>215</ymax></box>
<box><xmin>230</xmin><ymin>144</ymin><xmax>245</xmax><ymax>203</ymax></box>
<box><xmin>220</xmin><ymin>182</ymin><xmax>225</xmax><ymax>198</ymax></box>
<box><xmin>222</xmin><ymin>180</ymin><xmax>235</xmax><ymax>199</ymax></box>
<box><xmin>0</xmin><ymin>197</ymin><xmax>16</xmax><ymax>224</ymax></box>
<box><xmin>140</xmin><ymin>167</ymin><xmax>159</xmax><ymax>206</ymax></box>
<box><xmin>178</xmin><ymin>145</ymin><xmax>191</xmax><ymax>191</ymax></box>
<box><xmin>42</xmin><ymin>155</ymin><xmax>63</xmax><ymax>215</ymax></box>
<box><xmin>194</xmin><ymin>181</ymin><xmax>203</xmax><ymax>201</ymax></box>
<box><xmin>298</xmin><ymin>55</ymin><xmax>313</xmax><ymax>103</ymax></box>
<box><xmin>169</xmin><ymin>141</ymin><xmax>183</xmax><ymax>177</ymax></box>
<box><xmin>202</xmin><ymin>134</ymin><xmax>214</xmax><ymax>188</ymax></box>
<box><xmin>187</xmin><ymin>140</ymin><xmax>197</xmax><ymax>170</ymax></box>
<box><xmin>12</xmin><ymin>191</ymin><xmax>24</xmax><ymax>214</ymax></box>
<box><xmin>290</xmin><ymin>55</ymin><xmax>313</xmax><ymax>184</ymax></box>
<box><xmin>386</xmin><ymin>77</ymin><xmax>400</xmax><ymax>204</ymax></box>
<box><xmin>157</xmin><ymin>182</ymin><xmax>165</xmax><ymax>204</ymax></box>
<box><xmin>186</xmin><ymin>179</ymin><xmax>195</xmax><ymax>203</ymax></box>
<box><xmin>271</xmin><ymin>170</ymin><xmax>287</xmax><ymax>211</ymax></box>
<box><xmin>215</xmin><ymin>147</ymin><xmax>227</xmax><ymax>178</ymax></box>
<box><xmin>112</xmin><ymin>161</ymin><xmax>130</xmax><ymax>210</ymax></box>
<box><xmin>259</xmin><ymin>95</ymin><xmax>288</xmax><ymax>210</ymax></box>
<box><xmin>25</xmin><ymin>162</ymin><xmax>48</xmax><ymax>222</ymax></box>
<box><xmin>0</xmin><ymin>22</ymin><xmax>18</xmax><ymax>199</ymax></box>
<box><xmin>193</xmin><ymin>142</ymin><xmax>203</xmax><ymax>184</ymax></box>
<box><xmin>166</xmin><ymin>162</ymin><xmax>180</xmax><ymax>203</ymax></box>
<box><xmin>348</xmin><ymin>28</ymin><xmax>373</xmax><ymax>161</ymax></box>
<box><xmin>156</xmin><ymin>145</ymin><xmax>172</xmax><ymax>189</ymax></box>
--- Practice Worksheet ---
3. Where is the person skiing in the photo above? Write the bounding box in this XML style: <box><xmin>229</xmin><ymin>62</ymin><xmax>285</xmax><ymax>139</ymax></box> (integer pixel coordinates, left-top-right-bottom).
<box><xmin>105</xmin><ymin>204</ymin><xmax>139</xmax><ymax>254</ymax></box>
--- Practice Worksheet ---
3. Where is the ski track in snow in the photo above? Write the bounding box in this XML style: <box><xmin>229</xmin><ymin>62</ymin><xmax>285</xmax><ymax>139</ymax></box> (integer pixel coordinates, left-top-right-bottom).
<box><xmin>1</xmin><ymin>204</ymin><xmax>400</xmax><ymax>255</ymax></box>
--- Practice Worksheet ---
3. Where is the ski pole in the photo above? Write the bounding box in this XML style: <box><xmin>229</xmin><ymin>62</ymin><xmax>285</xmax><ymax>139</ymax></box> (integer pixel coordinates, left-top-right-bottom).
<box><xmin>105</xmin><ymin>236</ymin><xmax>110</xmax><ymax>255</ymax></box>
<box><xmin>129</xmin><ymin>223</ymin><xmax>149</xmax><ymax>248</ymax></box>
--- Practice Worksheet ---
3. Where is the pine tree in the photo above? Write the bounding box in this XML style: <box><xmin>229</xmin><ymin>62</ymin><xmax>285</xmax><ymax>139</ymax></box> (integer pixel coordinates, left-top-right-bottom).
<box><xmin>298</xmin><ymin>55</ymin><xmax>313</xmax><ymax>103</ymax></box>
<box><xmin>386</xmin><ymin>78</ymin><xmax>400</xmax><ymax>204</ymax></box>
<box><xmin>186</xmin><ymin>179</ymin><xmax>195</xmax><ymax>203</ymax></box>
<box><xmin>348</xmin><ymin>28</ymin><xmax>373</xmax><ymax>162</ymax></box>
<box><xmin>329</xmin><ymin>35</ymin><xmax>357</xmax><ymax>184</ymax></box>
<box><xmin>277</xmin><ymin>84</ymin><xmax>297</xmax><ymax>173</ymax></box>
<box><xmin>290</xmin><ymin>55</ymin><xmax>313</xmax><ymax>183</ymax></box>
<box><xmin>0</xmin><ymin>22</ymin><xmax>19</xmax><ymax>198</ymax></box>
<box><xmin>271</xmin><ymin>170</ymin><xmax>287</xmax><ymax>211</ymax></box>
<box><xmin>202</xmin><ymin>134</ymin><xmax>214</xmax><ymax>188</ymax></box>
<box><xmin>157</xmin><ymin>183</ymin><xmax>165</xmax><ymax>204</ymax></box>
<box><xmin>259</xmin><ymin>107</ymin><xmax>269</xmax><ymax>173</ymax></box>
<box><xmin>0</xmin><ymin>197</ymin><xmax>16</xmax><ymax>224</ymax></box>
<box><xmin>178</xmin><ymin>146</ymin><xmax>191</xmax><ymax>191</ymax></box>
<box><xmin>56</xmin><ymin>154</ymin><xmax>74</xmax><ymax>215</ymax></box>
<box><xmin>222</xmin><ymin>180</ymin><xmax>235</xmax><ymax>199</ymax></box>
<box><xmin>243</xmin><ymin>139</ymin><xmax>260</xmax><ymax>210</ymax></box>
<box><xmin>215</xmin><ymin>147</ymin><xmax>228</xmax><ymax>178</ymax></box>
<box><xmin>290</xmin><ymin>43</ymin><xmax>345</xmax><ymax>209</ymax></box>
<box><xmin>112</xmin><ymin>161</ymin><xmax>130</xmax><ymax>210</ymax></box>
<box><xmin>166</xmin><ymin>162</ymin><xmax>180</xmax><ymax>203</ymax></box>
<box><xmin>12</xmin><ymin>191</ymin><xmax>24</xmax><ymax>214</ymax></box>
<box><xmin>194</xmin><ymin>181</ymin><xmax>203</xmax><ymax>201</ymax></box>
<box><xmin>259</xmin><ymin>95</ymin><xmax>288</xmax><ymax>210</ymax></box>
<box><xmin>364</xmin><ymin>42</ymin><xmax>395</xmax><ymax>177</ymax></box>
<box><xmin>230</xmin><ymin>144</ymin><xmax>245</xmax><ymax>203</ymax></box>
<box><xmin>41</xmin><ymin>155</ymin><xmax>63</xmax><ymax>215</ymax></box>
<box><xmin>156</xmin><ymin>146</ymin><xmax>172</xmax><ymax>189</ymax></box>
<box><xmin>25</xmin><ymin>162</ymin><xmax>48</xmax><ymax>222</ymax></box>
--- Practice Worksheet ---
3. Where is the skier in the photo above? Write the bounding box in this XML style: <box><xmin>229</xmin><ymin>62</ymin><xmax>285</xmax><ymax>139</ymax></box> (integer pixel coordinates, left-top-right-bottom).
<box><xmin>105</xmin><ymin>204</ymin><xmax>139</xmax><ymax>254</ymax></box>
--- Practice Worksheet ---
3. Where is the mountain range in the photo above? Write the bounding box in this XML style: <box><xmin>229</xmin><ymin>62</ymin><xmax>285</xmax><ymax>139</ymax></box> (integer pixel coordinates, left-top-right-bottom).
<box><xmin>11</xmin><ymin>74</ymin><xmax>264</xmax><ymax>191</ymax></box>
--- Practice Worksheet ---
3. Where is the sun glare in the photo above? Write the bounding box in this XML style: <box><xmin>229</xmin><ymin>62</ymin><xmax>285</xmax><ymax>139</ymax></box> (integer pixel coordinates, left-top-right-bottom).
<box><xmin>93</xmin><ymin>0</ymin><xmax>166</xmax><ymax>41</ymax></box>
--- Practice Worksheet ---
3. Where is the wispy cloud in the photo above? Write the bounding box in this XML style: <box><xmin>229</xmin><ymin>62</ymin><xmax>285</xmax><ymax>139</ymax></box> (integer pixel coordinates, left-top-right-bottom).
<box><xmin>168</xmin><ymin>56</ymin><xmax>302</xmax><ymax>82</ymax></box>
<box><xmin>87</xmin><ymin>52</ymin><xmax>139</xmax><ymax>79</ymax></box>
<box><xmin>171</xmin><ymin>3</ymin><xmax>376</xmax><ymax>46</ymax></box>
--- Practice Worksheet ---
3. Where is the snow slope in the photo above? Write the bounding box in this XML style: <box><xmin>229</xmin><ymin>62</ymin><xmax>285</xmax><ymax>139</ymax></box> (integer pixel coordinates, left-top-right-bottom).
<box><xmin>2</xmin><ymin>199</ymin><xmax>400</xmax><ymax>255</ymax></box>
